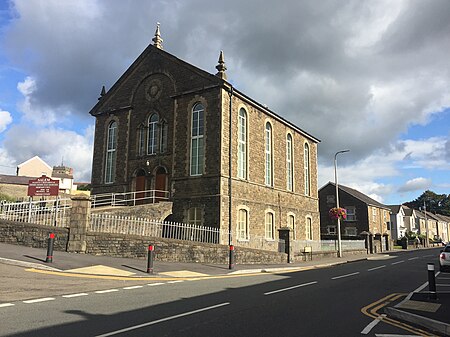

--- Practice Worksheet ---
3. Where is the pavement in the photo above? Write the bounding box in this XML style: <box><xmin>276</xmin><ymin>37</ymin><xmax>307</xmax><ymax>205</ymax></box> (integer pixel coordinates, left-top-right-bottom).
<box><xmin>1</xmin><ymin>242</ymin><xmax>449</xmax><ymax>336</ymax></box>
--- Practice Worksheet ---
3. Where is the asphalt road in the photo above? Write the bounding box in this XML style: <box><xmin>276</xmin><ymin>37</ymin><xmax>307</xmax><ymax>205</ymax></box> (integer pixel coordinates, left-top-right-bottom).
<box><xmin>0</xmin><ymin>248</ymin><xmax>442</xmax><ymax>337</ymax></box>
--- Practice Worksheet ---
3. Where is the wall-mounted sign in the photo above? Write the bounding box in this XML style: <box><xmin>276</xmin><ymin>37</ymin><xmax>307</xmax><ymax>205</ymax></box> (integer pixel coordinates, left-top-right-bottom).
<box><xmin>28</xmin><ymin>175</ymin><xmax>59</xmax><ymax>197</ymax></box>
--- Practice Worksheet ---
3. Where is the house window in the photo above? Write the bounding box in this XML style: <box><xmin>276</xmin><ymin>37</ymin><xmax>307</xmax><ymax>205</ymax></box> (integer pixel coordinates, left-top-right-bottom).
<box><xmin>288</xmin><ymin>214</ymin><xmax>295</xmax><ymax>239</ymax></box>
<box><xmin>237</xmin><ymin>208</ymin><xmax>249</xmax><ymax>241</ymax></box>
<box><xmin>304</xmin><ymin>143</ymin><xmax>310</xmax><ymax>196</ymax></box>
<box><xmin>238</xmin><ymin>108</ymin><xmax>247</xmax><ymax>179</ymax></box>
<box><xmin>286</xmin><ymin>134</ymin><xmax>293</xmax><ymax>191</ymax></box>
<box><xmin>306</xmin><ymin>217</ymin><xmax>313</xmax><ymax>240</ymax></box>
<box><xmin>138</xmin><ymin>126</ymin><xmax>146</xmax><ymax>156</ymax></box>
<box><xmin>326</xmin><ymin>194</ymin><xmax>335</xmax><ymax>205</ymax></box>
<box><xmin>190</xmin><ymin>103</ymin><xmax>204</xmax><ymax>176</ymax></box>
<box><xmin>265</xmin><ymin>122</ymin><xmax>273</xmax><ymax>186</ymax></box>
<box><xmin>372</xmin><ymin>208</ymin><xmax>377</xmax><ymax>221</ymax></box>
<box><xmin>147</xmin><ymin>113</ymin><xmax>159</xmax><ymax>155</ymax></box>
<box><xmin>327</xmin><ymin>226</ymin><xmax>337</xmax><ymax>235</ymax></box>
<box><xmin>346</xmin><ymin>206</ymin><xmax>356</xmax><ymax>221</ymax></box>
<box><xmin>344</xmin><ymin>227</ymin><xmax>357</xmax><ymax>236</ymax></box>
<box><xmin>265</xmin><ymin>211</ymin><xmax>275</xmax><ymax>240</ymax></box>
<box><xmin>187</xmin><ymin>207</ymin><xmax>202</xmax><ymax>226</ymax></box>
<box><xmin>105</xmin><ymin>121</ymin><xmax>117</xmax><ymax>183</ymax></box>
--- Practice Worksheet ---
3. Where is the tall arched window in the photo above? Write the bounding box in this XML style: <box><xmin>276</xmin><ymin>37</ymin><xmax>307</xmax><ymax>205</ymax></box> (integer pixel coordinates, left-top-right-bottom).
<box><xmin>238</xmin><ymin>108</ymin><xmax>247</xmax><ymax>179</ymax></box>
<box><xmin>288</xmin><ymin>214</ymin><xmax>296</xmax><ymax>240</ymax></box>
<box><xmin>265</xmin><ymin>122</ymin><xmax>273</xmax><ymax>186</ymax></box>
<box><xmin>147</xmin><ymin>114</ymin><xmax>159</xmax><ymax>155</ymax></box>
<box><xmin>265</xmin><ymin>211</ymin><xmax>275</xmax><ymax>240</ymax></box>
<box><xmin>306</xmin><ymin>217</ymin><xmax>313</xmax><ymax>240</ymax></box>
<box><xmin>190</xmin><ymin>103</ymin><xmax>204</xmax><ymax>176</ymax></box>
<box><xmin>138</xmin><ymin>125</ymin><xmax>146</xmax><ymax>156</ymax></box>
<box><xmin>237</xmin><ymin>208</ymin><xmax>249</xmax><ymax>241</ymax></box>
<box><xmin>304</xmin><ymin>143</ymin><xmax>310</xmax><ymax>196</ymax></box>
<box><xmin>105</xmin><ymin>121</ymin><xmax>117</xmax><ymax>183</ymax></box>
<box><xmin>286</xmin><ymin>134</ymin><xmax>293</xmax><ymax>191</ymax></box>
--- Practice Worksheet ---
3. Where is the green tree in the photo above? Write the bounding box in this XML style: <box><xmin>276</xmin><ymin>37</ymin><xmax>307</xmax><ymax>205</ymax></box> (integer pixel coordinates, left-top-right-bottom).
<box><xmin>405</xmin><ymin>190</ymin><xmax>450</xmax><ymax>216</ymax></box>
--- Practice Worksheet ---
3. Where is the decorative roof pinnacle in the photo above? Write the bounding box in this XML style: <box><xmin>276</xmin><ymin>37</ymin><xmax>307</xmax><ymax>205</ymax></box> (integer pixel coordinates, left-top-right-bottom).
<box><xmin>215</xmin><ymin>50</ymin><xmax>227</xmax><ymax>80</ymax></box>
<box><xmin>152</xmin><ymin>22</ymin><xmax>163</xmax><ymax>49</ymax></box>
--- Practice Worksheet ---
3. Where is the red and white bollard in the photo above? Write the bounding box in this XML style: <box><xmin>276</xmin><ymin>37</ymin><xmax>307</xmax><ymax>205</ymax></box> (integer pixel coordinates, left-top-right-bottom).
<box><xmin>147</xmin><ymin>245</ymin><xmax>155</xmax><ymax>274</ymax></box>
<box><xmin>46</xmin><ymin>233</ymin><xmax>55</xmax><ymax>263</ymax></box>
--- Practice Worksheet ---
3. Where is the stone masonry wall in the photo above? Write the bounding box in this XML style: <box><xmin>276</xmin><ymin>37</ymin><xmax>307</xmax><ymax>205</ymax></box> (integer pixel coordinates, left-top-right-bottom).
<box><xmin>86</xmin><ymin>231</ymin><xmax>287</xmax><ymax>264</ymax></box>
<box><xmin>0</xmin><ymin>219</ymin><xmax>68</xmax><ymax>251</ymax></box>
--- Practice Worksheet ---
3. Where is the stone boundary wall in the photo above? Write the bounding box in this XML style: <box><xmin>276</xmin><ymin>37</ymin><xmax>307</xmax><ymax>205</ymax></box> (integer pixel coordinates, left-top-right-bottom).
<box><xmin>86</xmin><ymin>231</ymin><xmax>287</xmax><ymax>264</ymax></box>
<box><xmin>0</xmin><ymin>219</ymin><xmax>69</xmax><ymax>251</ymax></box>
<box><xmin>294</xmin><ymin>248</ymin><xmax>367</xmax><ymax>262</ymax></box>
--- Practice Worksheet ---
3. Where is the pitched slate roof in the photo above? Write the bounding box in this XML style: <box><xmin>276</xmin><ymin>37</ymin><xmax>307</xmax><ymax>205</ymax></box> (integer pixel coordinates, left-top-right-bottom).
<box><xmin>322</xmin><ymin>182</ymin><xmax>390</xmax><ymax>210</ymax></box>
<box><xmin>0</xmin><ymin>174</ymin><xmax>34</xmax><ymax>186</ymax></box>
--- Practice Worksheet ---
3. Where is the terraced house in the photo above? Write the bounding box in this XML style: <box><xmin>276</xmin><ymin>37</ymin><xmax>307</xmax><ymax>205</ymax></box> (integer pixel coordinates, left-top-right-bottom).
<box><xmin>89</xmin><ymin>25</ymin><xmax>320</xmax><ymax>251</ymax></box>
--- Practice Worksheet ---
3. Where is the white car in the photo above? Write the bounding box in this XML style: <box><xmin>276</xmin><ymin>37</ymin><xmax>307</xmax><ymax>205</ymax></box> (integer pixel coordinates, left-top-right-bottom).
<box><xmin>439</xmin><ymin>245</ymin><xmax>450</xmax><ymax>272</ymax></box>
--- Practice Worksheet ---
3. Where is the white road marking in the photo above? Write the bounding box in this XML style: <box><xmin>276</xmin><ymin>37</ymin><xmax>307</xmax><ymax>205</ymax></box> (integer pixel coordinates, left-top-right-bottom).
<box><xmin>391</xmin><ymin>260</ymin><xmax>404</xmax><ymax>265</ymax></box>
<box><xmin>331</xmin><ymin>272</ymin><xmax>360</xmax><ymax>280</ymax></box>
<box><xmin>123</xmin><ymin>286</ymin><xmax>144</xmax><ymax>290</ymax></box>
<box><xmin>23</xmin><ymin>297</ymin><xmax>55</xmax><ymax>304</ymax></box>
<box><xmin>436</xmin><ymin>284</ymin><xmax>450</xmax><ymax>287</ymax></box>
<box><xmin>361</xmin><ymin>314</ymin><xmax>386</xmax><ymax>334</ymax></box>
<box><xmin>95</xmin><ymin>289</ymin><xmax>119</xmax><ymax>294</ymax></box>
<box><xmin>408</xmin><ymin>257</ymin><xmax>419</xmax><ymax>260</ymax></box>
<box><xmin>148</xmin><ymin>282</ymin><xmax>165</xmax><ymax>286</ymax></box>
<box><xmin>422</xmin><ymin>254</ymin><xmax>433</xmax><ymax>258</ymax></box>
<box><xmin>62</xmin><ymin>293</ymin><xmax>89</xmax><ymax>298</ymax></box>
<box><xmin>368</xmin><ymin>265</ymin><xmax>386</xmax><ymax>272</ymax></box>
<box><xmin>0</xmin><ymin>303</ymin><xmax>14</xmax><ymax>308</ymax></box>
<box><xmin>375</xmin><ymin>333</ymin><xmax>420</xmax><ymax>337</ymax></box>
<box><xmin>167</xmin><ymin>280</ymin><xmax>184</xmax><ymax>284</ymax></box>
<box><xmin>95</xmin><ymin>302</ymin><xmax>230</xmax><ymax>337</ymax></box>
<box><xmin>264</xmin><ymin>281</ymin><xmax>318</xmax><ymax>295</ymax></box>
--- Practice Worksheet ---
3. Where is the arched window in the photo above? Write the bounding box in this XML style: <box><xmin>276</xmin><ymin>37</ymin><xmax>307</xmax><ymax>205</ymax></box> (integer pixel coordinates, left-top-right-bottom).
<box><xmin>265</xmin><ymin>211</ymin><xmax>275</xmax><ymax>240</ymax></box>
<box><xmin>138</xmin><ymin>125</ymin><xmax>146</xmax><ymax>156</ymax></box>
<box><xmin>237</xmin><ymin>208</ymin><xmax>249</xmax><ymax>241</ymax></box>
<box><xmin>105</xmin><ymin>121</ymin><xmax>117</xmax><ymax>183</ymax></box>
<box><xmin>238</xmin><ymin>108</ymin><xmax>247</xmax><ymax>179</ymax></box>
<box><xmin>265</xmin><ymin>122</ymin><xmax>273</xmax><ymax>186</ymax></box>
<box><xmin>306</xmin><ymin>217</ymin><xmax>313</xmax><ymax>240</ymax></box>
<box><xmin>190</xmin><ymin>103</ymin><xmax>204</xmax><ymax>175</ymax></box>
<box><xmin>304</xmin><ymin>143</ymin><xmax>310</xmax><ymax>196</ymax></box>
<box><xmin>159</xmin><ymin>119</ymin><xmax>168</xmax><ymax>153</ymax></box>
<box><xmin>147</xmin><ymin>114</ymin><xmax>159</xmax><ymax>155</ymax></box>
<box><xmin>286</xmin><ymin>134</ymin><xmax>293</xmax><ymax>191</ymax></box>
<box><xmin>288</xmin><ymin>213</ymin><xmax>295</xmax><ymax>239</ymax></box>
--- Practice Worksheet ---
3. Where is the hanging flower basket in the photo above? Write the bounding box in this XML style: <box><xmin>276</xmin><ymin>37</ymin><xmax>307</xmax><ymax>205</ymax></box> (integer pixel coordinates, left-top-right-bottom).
<box><xmin>329</xmin><ymin>207</ymin><xmax>347</xmax><ymax>220</ymax></box>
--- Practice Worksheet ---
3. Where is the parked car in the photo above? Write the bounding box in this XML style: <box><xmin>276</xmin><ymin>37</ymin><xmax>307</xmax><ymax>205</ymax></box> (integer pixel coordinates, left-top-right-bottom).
<box><xmin>439</xmin><ymin>245</ymin><xmax>450</xmax><ymax>272</ymax></box>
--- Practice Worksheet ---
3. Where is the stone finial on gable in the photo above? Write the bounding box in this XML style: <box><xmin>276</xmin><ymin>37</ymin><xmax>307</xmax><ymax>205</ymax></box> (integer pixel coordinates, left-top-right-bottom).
<box><xmin>215</xmin><ymin>50</ymin><xmax>227</xmax><ymax>80</ymax></box>
<box><xmin>152</xmin><ymin>22</ymin><xmax>163</xmax><ymax>49</ymax></box>
<box><xmin>98</xmin><ymin>85</ymin><xmax>106</xmax><ymax>100</ymax></box>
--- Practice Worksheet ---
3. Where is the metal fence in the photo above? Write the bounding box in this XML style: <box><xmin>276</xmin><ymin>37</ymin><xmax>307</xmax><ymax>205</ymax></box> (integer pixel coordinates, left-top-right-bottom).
<box><xmin>0</xmin><ymin>198</ymin><xmax>71</xmax><ymax>227</ymax></box>
<box><xmin>90</xmin><ymin>213</ymin><xmax>228</xmax><ymax>244</ymax></box>
<box><xmin>91</xmin><ymin>190</ymin><xmax>170</xmax><ymax>208</ymax></box>
<box><xmin>292</xmin><ymin>239</ymin><xmax>366</xmax><ymax>252</ymax></box>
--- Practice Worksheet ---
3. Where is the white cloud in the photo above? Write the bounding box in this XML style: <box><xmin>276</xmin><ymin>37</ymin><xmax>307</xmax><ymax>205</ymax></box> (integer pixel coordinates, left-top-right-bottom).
<box><xmin>0</xmin><ymin>109</ymin><xmax>12</xmax><ymax>132</ymax></box>
<box><xmin>3</xmin><ymin>124</ymin><xmax>94</xmax><ymax>182</ymax></box>
<box><xmin>398</xmin><ymin>177</ymin><xmax>432</xmax><ymax>192</ymax></box>
<box><xmin>1</xmin><ymin>0</ymin><xmax>450</xmax><ymax>203</ymax></box>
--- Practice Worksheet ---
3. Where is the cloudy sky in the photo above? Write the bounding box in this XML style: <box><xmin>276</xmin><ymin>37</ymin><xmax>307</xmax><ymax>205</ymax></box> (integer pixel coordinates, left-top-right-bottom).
<box><xmin>0</xmin><ymin>0</ymin><xmax>449</xmax><ymax>204</ymax></box>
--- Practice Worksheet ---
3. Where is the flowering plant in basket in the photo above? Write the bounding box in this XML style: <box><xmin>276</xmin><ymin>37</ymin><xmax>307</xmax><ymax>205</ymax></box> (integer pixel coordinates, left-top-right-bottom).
<box><xmin>329</xmin><ymin>207</ymin><xmax>347</xmax><ymax>220</ymax></box>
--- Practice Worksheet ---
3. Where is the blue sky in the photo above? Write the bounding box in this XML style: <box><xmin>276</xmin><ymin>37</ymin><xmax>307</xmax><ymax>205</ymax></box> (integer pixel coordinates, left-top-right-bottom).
<box><xmin>0</xmin><ymin>0</ymin><xmax>449</xmax><ymax>205</ymax></box>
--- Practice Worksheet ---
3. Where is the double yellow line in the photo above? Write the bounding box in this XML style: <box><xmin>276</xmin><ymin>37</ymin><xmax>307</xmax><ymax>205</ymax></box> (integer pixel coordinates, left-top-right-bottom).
<box><xmin>361</xmin><ymin>293</ymin><xmax>438</xmax><ymax>336</ymax></box>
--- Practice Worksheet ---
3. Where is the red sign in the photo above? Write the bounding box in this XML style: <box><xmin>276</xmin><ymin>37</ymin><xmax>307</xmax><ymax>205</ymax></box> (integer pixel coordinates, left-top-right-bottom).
<box><xmin>28</xmin><ymin>175</ymin><xmax>59</xmax><ymax>197</ymax></box>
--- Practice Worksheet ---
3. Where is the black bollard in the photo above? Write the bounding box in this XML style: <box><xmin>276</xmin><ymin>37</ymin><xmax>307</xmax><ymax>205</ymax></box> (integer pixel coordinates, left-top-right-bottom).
<box><xmin>46</xmin><ymin>233</ymin><xmax>55</xmax><ymax>263</ymax></box>
<box><xmin>428</xmin><ymin>263</ymin><xmax>437</xmax><ymax>300</ymax></box>
<box><xmin>229</xmin><ymin>245</ymin><xmax>235</xmax><ymax>270</ymax></box>
<box><xmin>147</xmin><ymin>245</ymin><xmax>155</xmax><ymax>274</ymax></box>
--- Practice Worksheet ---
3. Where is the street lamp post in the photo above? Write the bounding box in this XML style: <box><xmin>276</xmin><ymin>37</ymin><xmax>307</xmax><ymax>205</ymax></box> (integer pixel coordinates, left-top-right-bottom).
<box><xmin>334</xmin><ymin>150</ymin><xmax>349</xmax><ymax>258</ymax></box>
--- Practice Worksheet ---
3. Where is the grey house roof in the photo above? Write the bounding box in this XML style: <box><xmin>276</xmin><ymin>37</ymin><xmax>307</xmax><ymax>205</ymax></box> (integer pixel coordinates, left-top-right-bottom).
<box><xmin>321</xmin><ymin>182</ymin><xmax>390</xmax><ymax>210</ymax></box>
<box><xmin>0</xmin><ymin>174</ymin><xmax>34</xmax><ymax>186</ymax></box>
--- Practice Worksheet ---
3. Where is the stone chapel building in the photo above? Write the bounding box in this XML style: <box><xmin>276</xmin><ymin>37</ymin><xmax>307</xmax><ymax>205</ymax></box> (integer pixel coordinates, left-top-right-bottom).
<box><xmin>89</xmin><ymin>25</ymin><xmax>321</xmax><ymax>250</ymax></box>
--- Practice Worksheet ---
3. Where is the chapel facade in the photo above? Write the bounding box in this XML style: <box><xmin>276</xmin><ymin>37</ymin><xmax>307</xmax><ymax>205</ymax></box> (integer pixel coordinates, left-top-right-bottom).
<box><xmin>89</xmin><ymin>25</ymin><xmax>321</xmax><ymax>249</ymax></box>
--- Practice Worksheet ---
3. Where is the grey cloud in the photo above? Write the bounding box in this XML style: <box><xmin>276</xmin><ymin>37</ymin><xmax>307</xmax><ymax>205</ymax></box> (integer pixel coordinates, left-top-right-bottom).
<box><xmin>3</xmin><ymin>0</ymin><xmax>450</xmax><ymax>171</ymax></box>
